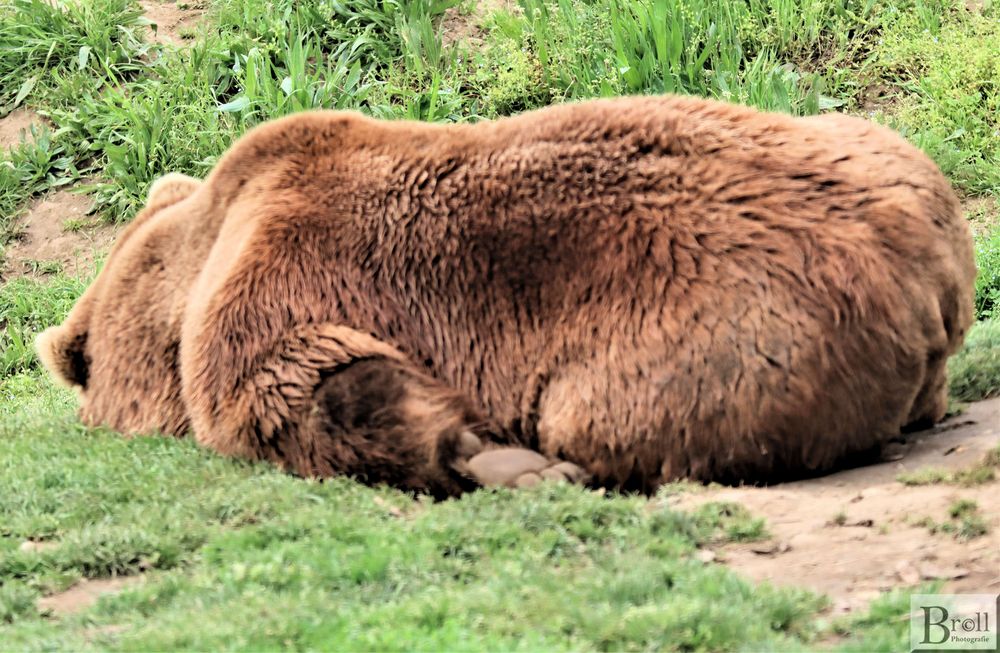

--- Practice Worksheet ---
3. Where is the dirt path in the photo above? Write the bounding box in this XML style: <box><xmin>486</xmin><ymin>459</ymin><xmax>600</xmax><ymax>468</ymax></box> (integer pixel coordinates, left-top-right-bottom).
<box><xmin>669</xmin><ymin>397</ymin><xmax>1000</xmax><ymax>613</ymax></box>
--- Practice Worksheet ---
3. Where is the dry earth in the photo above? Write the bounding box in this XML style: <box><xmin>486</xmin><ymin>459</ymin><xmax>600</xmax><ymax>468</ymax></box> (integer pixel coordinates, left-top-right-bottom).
<box><xmin>440</xmin><ymin>0</ymin><xmax>514</xmax><ymax>47</ymax></box>
<box><xmin>964</xmin><ymin>195</ymin><xmax>1000</xmax><ymax>237</ymax></box>
<box><xmin>2</xmin><ymin>190</ymin><xmax>118</xmax><ymax>279</ymax></box>
<box><xmin>37</xmin><ymin>577</ymin><xmax>144</xmax><ymax>616</ymax></box>
<box><xmin>138</xmin><ymin>0</ymin><xmax>204</xmax><ymax>46</ymax></box>
<box><xmin>0</xmin><ymin>108</ymin><xmax>42</xmax><ymax>150</ymax></box>
<box><xmin>669</xmin><ymin>397</ymin><xmax>1000</xmax><ymax>614</ymax></box>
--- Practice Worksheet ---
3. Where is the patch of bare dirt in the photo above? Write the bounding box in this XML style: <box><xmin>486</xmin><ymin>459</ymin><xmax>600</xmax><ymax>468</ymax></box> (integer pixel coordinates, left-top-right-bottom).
<box><xmin>140</xmin><ymin>0</ymin><xmax>205</xmax><ymax>46</ymax></box>
<box><xmin>441</xmin><ymin>0</ymin><xmax>515</xmax><ymax>48</ymax></box>
<box><xmin>963</xmin><ymin>195</ymin><xmax>1000</xmax><ymax>237</ymax></box>
<box><xmin>855</xmin><ymin>83</ymin><xmax>904</xmax><ymax>120</ymax></box>
<box><xmin>38</xmin><ymin>577</ymin><xmax>143</xmax><ymax>616</ymax></box>
<box><xmin>0</xmin><ymin>108</ymin><xmax>44</xmax><ymax>151</ymax></box>
<box><xmin>2</xmin><ymin>190</ymin><xmax>119</xmax><ymax>279</ymax></box>
<box><xmin>669</xmin><ymin>397</ymin><xmax>1000</xmax><ymax>614</ymax></box>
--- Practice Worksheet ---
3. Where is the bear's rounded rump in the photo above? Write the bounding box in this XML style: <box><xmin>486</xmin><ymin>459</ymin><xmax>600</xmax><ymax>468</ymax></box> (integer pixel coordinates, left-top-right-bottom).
<box><xmin>37</xmin><ymin>95</ymin><xmax>976</xmax><ymax>493</ymax></box>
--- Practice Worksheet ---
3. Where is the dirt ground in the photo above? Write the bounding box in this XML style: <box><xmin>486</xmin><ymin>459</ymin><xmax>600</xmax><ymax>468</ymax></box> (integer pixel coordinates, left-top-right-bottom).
<box><xmin>0</xmin><ymin>108</ymin><xmax>43</xmax><ymax>151</ymax></box>
<box><xmin>1</xmin><ymin>190</ymin><xmax>118</xmax><ymax>280</ymax></box>
<box><xmin>440</xmin><ymin>0</ymin><xmax>514</xmax><ymax>47</ymax></box>
<box><xmin>669</xmin><ymin>397</ymin><xmax>1000</xmax><ymax>614</ymax></box>
<box><xmin>138</xmin><ymin>0</ymin><xmax>204</xmax><ymax>46</ymax></box>
<box><xmin>37</xmin><ymin>577</ymin><xmax>144</xmax><ymax>616</ymax></box>
<box><xmin>964</xmin><ymin>195</ymin><xmax>1000</xmax><ymax>237</ymax></box>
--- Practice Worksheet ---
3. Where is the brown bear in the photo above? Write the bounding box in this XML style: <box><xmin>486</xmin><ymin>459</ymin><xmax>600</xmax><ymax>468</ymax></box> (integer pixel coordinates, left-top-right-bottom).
<box><xmin>37</xmin><ymin>95</ymin><xmax>976</xmax><ymax>496</ymax></box>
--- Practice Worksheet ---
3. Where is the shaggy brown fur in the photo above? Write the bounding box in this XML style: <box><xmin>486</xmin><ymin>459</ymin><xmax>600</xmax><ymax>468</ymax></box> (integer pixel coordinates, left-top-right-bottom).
<box><xmin>37</xmin><ymin>95</ymin><xmax>976</xmax><ymax>494</ymax></box>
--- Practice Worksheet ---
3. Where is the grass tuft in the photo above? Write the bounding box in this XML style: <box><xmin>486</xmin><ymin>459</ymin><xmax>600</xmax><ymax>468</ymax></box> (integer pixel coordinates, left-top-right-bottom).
<box><xmin>948</xmin><ymin>319</ymin><xmax>1000</xmax><ymax>402</ymax></box>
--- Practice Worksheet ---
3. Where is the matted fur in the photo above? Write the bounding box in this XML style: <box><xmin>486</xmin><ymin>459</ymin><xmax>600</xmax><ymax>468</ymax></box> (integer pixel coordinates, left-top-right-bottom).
<box><xmin>37</xmin><ymin>95</ymin><xmax>976</xmax><ymax>493</ymax></box>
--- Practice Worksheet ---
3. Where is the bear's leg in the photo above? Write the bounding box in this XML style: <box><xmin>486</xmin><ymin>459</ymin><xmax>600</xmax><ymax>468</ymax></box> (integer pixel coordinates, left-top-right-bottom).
<box><xmin>304</xmin><ymin>357</ymin><xmax>589</xmax><ymax>496</ymax></box>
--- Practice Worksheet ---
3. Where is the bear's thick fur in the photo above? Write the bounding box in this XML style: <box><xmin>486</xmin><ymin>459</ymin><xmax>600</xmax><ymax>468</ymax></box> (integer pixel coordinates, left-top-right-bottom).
<box><xmin>37</xmin><ymin>95</ymin><xmax>976</xmax><ymax>494</ymax></box>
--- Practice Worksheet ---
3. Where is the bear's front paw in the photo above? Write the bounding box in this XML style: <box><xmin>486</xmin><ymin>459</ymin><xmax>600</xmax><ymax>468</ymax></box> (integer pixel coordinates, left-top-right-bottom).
<box><xmin>456</xmin><ymin>444</ymin><xmax>591</xmax><ymax>488</ymax></box>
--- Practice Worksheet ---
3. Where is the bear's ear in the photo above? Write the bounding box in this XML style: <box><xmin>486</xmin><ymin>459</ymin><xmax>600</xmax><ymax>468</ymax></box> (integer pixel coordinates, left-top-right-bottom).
<box><xmin>36</xmin><ymin>326</ymin><xmax>89</xmax><ymax>390</ymax></box>
<box><xmin>146</xmin><ymin>173</ymin><xmax>201</xmax><ymax>209</ymax></box>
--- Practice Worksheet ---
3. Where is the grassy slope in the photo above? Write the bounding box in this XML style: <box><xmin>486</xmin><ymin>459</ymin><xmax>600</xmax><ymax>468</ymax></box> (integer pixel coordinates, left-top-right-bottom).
<box><xmin>2</xmin><ymin>372</ymin><xmax>914</xmax><ymax>651</ymax></box>
<box><xmin>0</xmin><ymin>0</ymin><xmax>997</xmax><ymax>649</ymax></box>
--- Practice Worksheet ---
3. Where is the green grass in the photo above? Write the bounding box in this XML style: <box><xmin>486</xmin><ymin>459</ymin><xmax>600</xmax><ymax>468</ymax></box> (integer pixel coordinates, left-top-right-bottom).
<box><xmin>0</xmin><ymin>0</ymin><xmax>150</xmax><ymax>116</ymax></box>
<box><xmin>1</xmin><ymin>0</ymin><xmax>998</xmax><ymax>225</ymax></box>
<box><xmin>974</xmin><ymin>229</ymin><xmax>1000</xmax><ymax>320</ymax></box>
<box><xmin>948</xmin><ymin>319</ymin><xmax>1000</xmax><ymax>402</ymax></box>
<box><xmin>912</xmin><ymin>499</ymin><xmax>990</xmax><ymax>542</ymax></box>
<box><xmin>0</xmin><ymin>273</ymin><xmax>90</xmax><ymax>376</ymax></box>
<box><xmin>896</xmin><ymin>445</ymin><xmax>1000</xmax><ymax>487</ymax></box>
<box><xmin>871</xmin><ymin>1</ymin><xmax>1000</xmax><ymax>194</ymax></box>
<box><xmin>0</xmin><ymin>371</ymin><xmax>923</xmax><ymax>650</ymax></box>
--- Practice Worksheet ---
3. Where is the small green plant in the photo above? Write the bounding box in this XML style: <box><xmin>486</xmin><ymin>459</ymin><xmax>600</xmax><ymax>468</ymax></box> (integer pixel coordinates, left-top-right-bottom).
<box><xmin>0</xmin><ymin>126</ymin><xmax>81</xmax><ymax>245</ymax></box>
<box><xmin>23</xmin><ymin>259</ymin><xmax>64</xmax><ymax>275</ymax></box>
<box><xmin>949</xmin><ymin>319</ymin><xmax>1000</xmax><ymax>402</ymax></box>
<box><xmin>948</xmin><ymin>499</ymin><xmax>989</xmax><ymax>541</ymax></box>
<box><xmin>0</xmin><ymin>274</ymin><xmax>88</xmax><ymax>377</ymax></box>
<box><xmin>957</xmin><ymin>514</ymin><xmax>989</xmax><ymax>540</ymax></box>
<box><xmin>897</xmin><ymin>447</ymin><xmax>1000</xmax><ymax>487</ymax></box>
<box><xmin>0</xmin><ymin>0</ymin><xmax>151</xmax><ymax>113</ymax></box>
<box><xmin>896</xmin><ymin>468</ymin><xmax>950</xmax><ymax>486</ymax></box>
<box><xmin>915</xmin><ymin>499</ymin><xmax>989</xmax><ymax>541</ymax></box>
<box><xmin>692</xmin><ymin>500</ymin><xmax>769</xmax><ymax>543</ymax></box>
<box><xmin>948</xmin><ymin>498</ymin><xmax>978</xmax><ymax>519</ymax></box>
<box><xmin>952</xmin><ymin>464</ymin><xmax>996</xmax><ymax>486</ymax></box>
<box><xmin>974</xmin><ymin>231</ymin><xmax>1000</xmax><ymax>320</ymax></box>
<box><xmin>61</xmin><ymin>217</ymin><xmax>91</xmax><ymax>232</ymax></box>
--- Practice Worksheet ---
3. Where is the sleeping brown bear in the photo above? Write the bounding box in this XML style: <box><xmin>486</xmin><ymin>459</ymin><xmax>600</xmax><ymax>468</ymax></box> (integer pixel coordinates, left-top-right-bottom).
<box><xmin>36</xmin><ymin>95</ymin><xmax>976</xmax><ymax>495</ymax></box>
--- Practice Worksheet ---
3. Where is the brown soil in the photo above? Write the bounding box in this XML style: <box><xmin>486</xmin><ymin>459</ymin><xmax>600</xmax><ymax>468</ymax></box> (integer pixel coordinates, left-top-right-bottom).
<box><xmin>139</xmin><ymin>0</ymin><xmax>205</xmax><ymax>46</ymax></box>
<box><xmin>441</xmin><ymin>0</ymin><xmax>515</xmax><ymax>47</ymax></box>
<box><xmin>38</xmin><ymin>577</ymin><xmax>143</xmax><ymax>616</ymax></box>
<box><xmin>2</xmin><ymin>190</ymin><xmax>119</xmax><ymax>279</ymax></box>
<box><xmin>963</xmin><ymin>195</ymin><xmax>1000</xmax><ymax>237</ymax></box>
<box><xmin>0</xmin><ymin>108</ymin><xmax>44</xmax><ymax>151</ymax></box>
<box><xmin>669</xmin><ymin>397</ymin><xmax>1000</xmax><ymax>614</ymax></box>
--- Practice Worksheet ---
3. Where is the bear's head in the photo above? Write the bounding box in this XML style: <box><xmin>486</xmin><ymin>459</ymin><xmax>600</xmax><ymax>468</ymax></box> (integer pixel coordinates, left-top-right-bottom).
<box><xmin>36</xmin><ymin>173</ymin><xmax>206</xmax><ymax>436</ymax></box>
